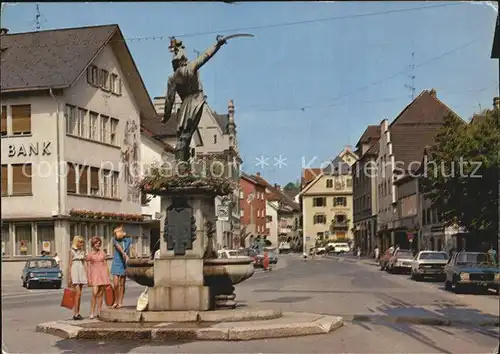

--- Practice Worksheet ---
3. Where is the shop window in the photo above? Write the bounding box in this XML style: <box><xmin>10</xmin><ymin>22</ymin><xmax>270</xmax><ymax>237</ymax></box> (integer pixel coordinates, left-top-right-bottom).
<box><xmin>37</xmin><ymin>223</ymin><xmax>55</xmax><ymax>255</ymax></box>
<box><xmin>15</xmin><ymin>223</ymin><xmax>33</xmax><ymax>256</ymax></box>
<box><xmin>67</xmin><ymin>163</ymin><xmax>77</xmax><ymax>193</ymax></box>
<box><xmin>79</xmin><ymin>166</ymin><xmax>89</xmax><ymax>195</ymax></box>
<box><xmin>102</xmin><ymin>224</ymin><xmax>111</xmax><ymax>256</ymax></box>
<box><xmin>11</xmin><ymin>104</ymin><xmax>31</xmax><ymax>135</ymax></box>
<box><xmin>12</xmin><ymin>164</ymin><xmax>32</xmax><ymax>195</ymax></box>
<box><xmin>141</xmin><ymin>232</ymin><xmax>150</xmax><ymax>256</ymax></box>
<box><xmin>2</xmin><ymin>223</ymin><xmax>11</xmax><ymax>256</ymax></box>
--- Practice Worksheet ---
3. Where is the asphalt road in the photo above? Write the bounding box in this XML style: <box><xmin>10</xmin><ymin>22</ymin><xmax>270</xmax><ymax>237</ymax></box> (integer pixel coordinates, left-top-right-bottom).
<box><xmin>2</xmin><ymin>255</ymin><xmax>499</xmax><ymax>353</ymax></box>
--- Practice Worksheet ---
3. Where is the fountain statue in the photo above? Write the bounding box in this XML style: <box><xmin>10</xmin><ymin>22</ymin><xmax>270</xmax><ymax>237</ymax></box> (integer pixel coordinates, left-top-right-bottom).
<box><xmin>36</xmin><ymin>34</ymin><xmax>344</xmax><ymax>342</ymax></box>
<box><xmin>126</xmin><ymin>33</ymin><xmax>256</xmax><ymax>311</ymax></box>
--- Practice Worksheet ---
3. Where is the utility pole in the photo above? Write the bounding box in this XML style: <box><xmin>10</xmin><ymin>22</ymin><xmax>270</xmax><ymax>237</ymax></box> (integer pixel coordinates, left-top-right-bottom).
<box><xmin>404</xmin><ymin>51</ymin><xmax>416</xmax><ymax>100</ymax></box>
<box><xmin>35</xmin><ymin>4</ymin><xmax>41</xmax><ymax>30</ymax></box>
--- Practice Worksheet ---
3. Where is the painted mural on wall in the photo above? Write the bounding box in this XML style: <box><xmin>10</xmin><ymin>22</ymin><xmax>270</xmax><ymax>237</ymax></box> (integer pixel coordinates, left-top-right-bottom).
<box><xmin>121</xmin><ymin>120</ymin><xmax>141</xmax><ymax>203</ymax></box>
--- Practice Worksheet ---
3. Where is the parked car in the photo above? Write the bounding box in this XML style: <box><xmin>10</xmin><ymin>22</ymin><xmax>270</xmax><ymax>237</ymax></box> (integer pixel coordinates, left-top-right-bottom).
<box><xmin>444</xmin><ymin>251</ymin><xmax>500</xmax><ymax>294</ymax></box>
<box><xmin>411</xmin><ymin>251</ymin><xmax>449</xmax><ymax>281</ymax></box>
<box><xmin>387</xmin><ymin>249</ymin><xmax>413</xmax><ymax>274</ymax></box>
<box><xmin>245</xmin><ymin>248</ymin><xmax>278</xmax><ymax>268</ymax></box>
<box><xmin>21</xmin><ymin>257</ymin><xmax>63</xmax><ymax>289</ymax></box>
<box><xmin>332</xmin><ymin>242</ymin><xmax>350</xmax><ymax>254</ymax></box>
<box><xmin>379</xmin><ymin>248</ymin><xmax>395</xmax><ymax>270</ymax></box>
<box><xmin>218</xmin><ymin>249</ymin><xmax>246</xmax><ymax>259</ymax></box>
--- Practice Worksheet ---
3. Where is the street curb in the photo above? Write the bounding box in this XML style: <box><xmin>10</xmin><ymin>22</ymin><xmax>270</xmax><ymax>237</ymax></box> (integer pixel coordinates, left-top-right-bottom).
<box><xmin>36</xmin><ymin>313</ymin><xmax>344</xmax><ymax>341</ymax></box>
<box><xmin>345</xmin><ymin>314</ymin><xmax>500</xmax><ymax>327</ymax></box>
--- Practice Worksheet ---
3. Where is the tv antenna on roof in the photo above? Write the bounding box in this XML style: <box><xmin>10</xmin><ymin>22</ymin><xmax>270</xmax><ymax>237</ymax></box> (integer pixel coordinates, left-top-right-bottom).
<box><xmin>404</xmin><ymin>51</ymin><xmax>416</xmax><ymax>100</ymax></box>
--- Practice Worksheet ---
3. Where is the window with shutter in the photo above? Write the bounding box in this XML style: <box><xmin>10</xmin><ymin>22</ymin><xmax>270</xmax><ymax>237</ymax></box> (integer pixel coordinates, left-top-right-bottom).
<box><xmin>67</xmin><ymin>163</ymin><xmax>77</xmax><ymax>193</ymax></box>
<box><xmin>12</xmin><ymin>164</ymin><xmax>32</xmax><ymax>195</ymax></box>
<box><xmin>1</xmin><ymin>165</ymin><xmax>7</xmax><ymax>195</ymax></box>
<box><xmin>90</xmin><ymin>167</ymin><xmax>100</xmax><ymax>195</ymax></box>
<box><xmin>11</xmin><ymin>105</ymin><xmax>31</xmax><ymax>135</ymax></box>
<box><xmin>79</xmin><ymin>166</ymin><xmax>88</xmax><ymax>195</ymax></box>
<box><xmin>1</xmin><ymin>105</ymin><xmax>7</xmax><ymax>135</ymax></box>
<box><xmin>110</xmin><ymin>118</ymin><xmax>118</xmax><ymax>145</ymax></box>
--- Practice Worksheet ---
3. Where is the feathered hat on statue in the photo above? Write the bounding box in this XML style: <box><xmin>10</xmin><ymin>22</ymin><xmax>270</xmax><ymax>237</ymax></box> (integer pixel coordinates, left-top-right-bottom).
<box><xmin>169</xmin><ymin>37</ymin><xmax>187</xmax><ymax>67</ymax></box>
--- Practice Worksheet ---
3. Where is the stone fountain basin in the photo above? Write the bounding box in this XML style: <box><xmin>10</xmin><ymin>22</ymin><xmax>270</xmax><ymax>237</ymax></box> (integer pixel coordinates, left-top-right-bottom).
<box><xmin>126</xmin><ymin>257</ymin><xmax>254</xmax><ymax>288</ymax></box>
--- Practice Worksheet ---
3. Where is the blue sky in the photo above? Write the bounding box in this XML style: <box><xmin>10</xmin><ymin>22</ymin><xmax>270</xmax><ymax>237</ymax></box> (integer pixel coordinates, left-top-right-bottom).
<box><xmin>2</xmin><ymin>2</ymin><xmax>498</xmax><ymax>186</ymax></box>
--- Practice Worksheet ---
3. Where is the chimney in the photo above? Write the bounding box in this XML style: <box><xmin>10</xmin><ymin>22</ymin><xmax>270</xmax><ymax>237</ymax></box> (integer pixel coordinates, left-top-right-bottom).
<box><xmin>256</xmin><ymin>172</ymin><xmax>260</xmax><ymax>177</ymax></box>
<box><xmin>429</xmin><ymin>88</ymin><xmax>437</xmax><ymax>98</ymax></box>
<box><xmin>274</xmin><ymin>184</ymin><xmax>281</xmax><ymax>190</ymax></box>
<box><xmin>0</xmin><ymin>28</ymin><xmax>9</xmax><ymax>35</ymax></box>
<box><xmin>493</xmin><ymin>97</ymin><xmax>499</xmax><ymax>109</ymax></box>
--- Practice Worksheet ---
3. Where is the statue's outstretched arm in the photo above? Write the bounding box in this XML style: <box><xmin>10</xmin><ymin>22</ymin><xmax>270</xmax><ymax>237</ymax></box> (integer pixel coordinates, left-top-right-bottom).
<box><xmin>162</xmin><ymin>76</ymin><xmax>176</xmax><ymax>123</ymax></box>
<box><xmin>188</xmin><ymin>38</ymin><xmax>226</xmax><ymax>72</ymax></box>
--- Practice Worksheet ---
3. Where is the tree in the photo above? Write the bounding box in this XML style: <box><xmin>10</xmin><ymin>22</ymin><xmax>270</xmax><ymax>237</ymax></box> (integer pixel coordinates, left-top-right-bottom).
<box><xmin>421</xmin><ymin>108</ymin><xmax>499</xmax><ymax>234</ymax></box>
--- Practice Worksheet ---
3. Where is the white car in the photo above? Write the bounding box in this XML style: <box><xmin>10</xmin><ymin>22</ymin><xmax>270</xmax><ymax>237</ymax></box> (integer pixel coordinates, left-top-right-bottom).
<box><xmin>332</xmin><ymin>243</ymin><xmax>350</xmax><ymax>254</ymax></box>
<box><xmin>387</xmin><ymin>249</ymin><xmax>414</xmax><ymax>273</ymax></box>
<box><xmin>411</xmin><ymin>251</ymin><xmax>449</xmax><ymax>281</ymax></box>
<box><xmin>217</xmin><ymin>249</ymin><xmax>244</xmax><ymax>259</ymax></box>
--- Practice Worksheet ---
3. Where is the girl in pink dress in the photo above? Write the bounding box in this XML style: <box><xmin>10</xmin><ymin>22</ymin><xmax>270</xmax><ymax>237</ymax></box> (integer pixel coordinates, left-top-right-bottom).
<box><xmin>86</xmin><ymin>236</ymin><xmax>111</xmax><ymax>319</ymax></box>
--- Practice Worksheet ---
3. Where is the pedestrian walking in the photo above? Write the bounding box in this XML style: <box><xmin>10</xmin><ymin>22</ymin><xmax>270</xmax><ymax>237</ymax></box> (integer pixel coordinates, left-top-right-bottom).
<box><xmin>356</xmin><ymin>247</ymin><xmax>361</xmax><ymax>258</ymax></box>
<box><xmin>110</xmin><ymin>225</ymin><xmax>132</xmax><ymax>309</ymax></box>
<box><xmin>374</xmin><ymin>246</ymin><xmax>380</xmax><ymax>261</ymax></box>
<box><xmin>86</xmin><ymin>236</ymin><xmax>111</xmax><ymax>319</ymax></box>
<box><xmin>68</xmin><ymin>236</ymin><xmax>87</xmax><ymax>320</ymax></box>
<box><xmin>263</xmin><ymin>249</ymin><xmax>270</xmax><ymax>271</ymax></box>
<box><xmin>488</xmin><ymin>245</ymin><xmax>497</xmax><ymax>265</ymax></box>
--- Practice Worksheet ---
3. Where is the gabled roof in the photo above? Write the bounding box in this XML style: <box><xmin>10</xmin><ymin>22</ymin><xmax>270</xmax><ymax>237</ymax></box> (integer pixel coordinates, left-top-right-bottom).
<box><xmin>240</xmin><ymin>172</ymin><xmax>267</xmax><ymax>188</ymax></box>
<box><xmin>323</xmin><ymin>155</ymin><xmax>352</xmax><ymax>175</ymax></box>
<box><xmin>214</xmin><ymin>112</ymin><xmax>230</xmax><ymax>134</ymax></box>
<box><xmin>355</xmin><ymin>125</ymin><xmax>381</xmax><ymax>148</ymax></box>
<box><xmin>0</xmin><ymin>24</ymin><xmax>157</xmax><ymax>122</ymax></box>
<box><xmin>389</xmin><ymin>89</ymin><xmax>462</xmax><ymax>170</ymax></box>
<box><xmin>251</xmin><ymin>174</ymin><xmax>300</xmax><ymax>212</ymax></box>
<box><xmin>301</xmin><ymin>168</ymin><xmax>322</xmax><ymax>188</ymax></box>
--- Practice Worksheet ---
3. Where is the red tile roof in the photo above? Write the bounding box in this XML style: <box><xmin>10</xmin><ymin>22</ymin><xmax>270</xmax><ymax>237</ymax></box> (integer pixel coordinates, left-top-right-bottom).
<box><xmin>301</xmin><ymin>168</ymin><xmax>322</xmax><ymax>188</ymax></box>
<box><xmin>252</xmin><ymin>174</ymin><xmax>300</xmax><ymax>211</ymax></box>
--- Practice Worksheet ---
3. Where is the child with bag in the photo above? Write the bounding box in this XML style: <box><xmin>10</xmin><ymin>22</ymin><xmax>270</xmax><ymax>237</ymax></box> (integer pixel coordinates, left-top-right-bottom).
<box><xmin>86</xmin><ymin>236</ymin><xmax>112</xmax><ymax>319</ymax></box>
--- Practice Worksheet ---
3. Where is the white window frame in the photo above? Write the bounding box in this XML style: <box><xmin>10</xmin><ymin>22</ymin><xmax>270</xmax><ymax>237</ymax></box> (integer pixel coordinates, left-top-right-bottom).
<box><xmin>88</xmin><ymin>111</ymin><xmax>98</xmax><ymax>140</ymax></box>
<box><xmin>109</xmin><ymin>118</ymin><xmax>119</xmax><ymax>145</ymax></box>
<box><xmin>65</xmin><ymin>105</ymin><xmax>76</xmax><ymax>135</ymax></box>
<box><xmin>77</xmin><ymin>108</ymin><xmax>86</xmax><ymax>137</ymax></box>
<box><xmin>100</xmin><ymin>115</ymin><xmax>109</xmax><ymax>143</ymax></box>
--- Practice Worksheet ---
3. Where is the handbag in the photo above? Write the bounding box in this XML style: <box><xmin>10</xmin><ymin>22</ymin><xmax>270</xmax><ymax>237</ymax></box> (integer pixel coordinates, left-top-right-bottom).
<box><xmin>136</xmin><ymin>287</ymin><xmax>148</xmax><ymax>311</ymax></box>
<box><xmin>60</xmin><ymin>287</ymin><xmax>76</xmax><ymax>310</ymax></box>
<box><xmin>105</xmin><ymin>284</ymin><xmax>114</xmax><ymax>307</ymax></box>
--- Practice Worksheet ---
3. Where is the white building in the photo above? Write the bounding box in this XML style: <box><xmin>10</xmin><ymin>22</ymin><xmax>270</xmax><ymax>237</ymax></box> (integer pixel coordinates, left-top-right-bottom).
<box><xmin>143</xmin><ymin>96</ymin><xmax>242</xmax><ymax>250</ymax></box>
<box><xmin>1</xmin><ymin>25</ymin><xmax>155</xmax><ymax>275</ymax></box>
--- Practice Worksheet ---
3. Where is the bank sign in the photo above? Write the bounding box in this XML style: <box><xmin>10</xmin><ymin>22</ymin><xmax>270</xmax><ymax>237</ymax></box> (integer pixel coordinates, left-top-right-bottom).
<box><xmin>7</xmin><ymin>141</ymin><xmax>52</xmax><ymax>157</ymax></box>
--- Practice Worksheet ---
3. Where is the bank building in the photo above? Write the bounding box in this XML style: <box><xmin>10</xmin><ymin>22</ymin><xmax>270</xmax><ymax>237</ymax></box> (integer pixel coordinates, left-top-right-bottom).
<box><xmin>1</xmin><ymin>24</ymin><xmax>155</xmax><ymax>273</ymax></box>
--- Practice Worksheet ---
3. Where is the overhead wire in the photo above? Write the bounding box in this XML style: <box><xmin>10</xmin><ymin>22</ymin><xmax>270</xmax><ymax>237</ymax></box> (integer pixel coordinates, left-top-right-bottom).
<box><xmin>238</xmin><ymin>35</ymin><xmax>492</xmax><ymax>113</ymax></box>
<box><xmin>3</xmin><ymin>2</ymin><xmax>467</xmax><ymax>49</ymax></box>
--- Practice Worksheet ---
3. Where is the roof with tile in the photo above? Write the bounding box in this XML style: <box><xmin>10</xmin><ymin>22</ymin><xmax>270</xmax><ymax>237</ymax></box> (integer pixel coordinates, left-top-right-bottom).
<box><xmin>355</xmin><ymin>125</ymin><xmax>381</xmax><ymax>148</ymax></box>
<box><xmin>0</xmin><ymin>24</ymin><xmax>157</xmax><ymax>121</ymax></box>
<box><xmin>389</xmin><ymin>89</ymin><xmax>462</xmax><ymax>171</ymax></box>
<box><xmin>301</xmin><ymin>168</ymin><xmax>322</xmax><ymax>188</ymax></box>
<box><xmin>252</xmin><ymin>174</ymin><xmax>300</xmax><ymax>211</ymax></box>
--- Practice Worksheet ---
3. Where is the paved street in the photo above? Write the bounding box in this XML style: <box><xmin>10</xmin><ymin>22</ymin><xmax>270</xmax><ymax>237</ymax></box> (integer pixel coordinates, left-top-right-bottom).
<box><xmin>2</xmin><ymin>255</ymin><xmax>499</xmax><ymax>353</ymax></box>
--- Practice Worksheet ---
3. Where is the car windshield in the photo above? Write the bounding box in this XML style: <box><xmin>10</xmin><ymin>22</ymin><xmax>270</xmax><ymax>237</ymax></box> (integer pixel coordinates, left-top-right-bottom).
<box><xmin>456</xmin><ymin>253</ymin><xmax>495</xmax><ymax>266</ymax></box>
<box><xmin>420</xmin><ymin>252</ymin><xmax>448</xmax><ymax>260</ymax></box>
<box><xmin>28</xmin><ymin>260</ymin><xmax>57</xmax><ymax>268</ymax></box>
<box><xmin>396</xmin><ymin>251</ymin><xmax>412</xmax><ymax>258</ymax></box>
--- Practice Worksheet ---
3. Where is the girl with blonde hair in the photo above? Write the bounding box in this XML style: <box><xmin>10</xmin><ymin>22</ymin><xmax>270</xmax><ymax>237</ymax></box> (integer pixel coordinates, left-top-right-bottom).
<box><xmin>110</xmin><ymin>225</ymin><xmax>132</xmax><ymax>308</ymax></box>
<box><xmin>68</xmin><ymin>235</ymin><xmax>87</xmax><ymax>320</ymax></box>
<box><xmin>86</xmin><ymin>236</ymin><xmax>111</xmax><ymax>319</ymax></box>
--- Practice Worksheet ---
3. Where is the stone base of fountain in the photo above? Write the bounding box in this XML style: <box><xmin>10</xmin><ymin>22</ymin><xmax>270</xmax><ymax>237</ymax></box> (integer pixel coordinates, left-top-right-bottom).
<box><xmin>36</xmin><ymin>310</ymin><xmax>344</xmax><ymax>341</ymax></box>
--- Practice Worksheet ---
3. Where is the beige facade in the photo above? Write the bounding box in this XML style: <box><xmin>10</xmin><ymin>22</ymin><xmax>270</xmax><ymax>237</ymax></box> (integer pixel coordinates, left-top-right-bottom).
<box><xmin>1</xmin><ymin>25</ymin><xmax>154</xmax><ymax>277</ymax></box>
<box><xmin>300</xmin><ymin>148</ymin><xmax>358</xmax><ymax>252</ymax></box>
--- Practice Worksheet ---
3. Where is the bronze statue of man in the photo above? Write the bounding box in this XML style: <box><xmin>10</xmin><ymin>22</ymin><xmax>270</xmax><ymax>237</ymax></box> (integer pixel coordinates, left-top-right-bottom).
<box><xmin>162</xmin><ymin>36</ymin><xmax>227</xmax><ymax>162</ymax></box>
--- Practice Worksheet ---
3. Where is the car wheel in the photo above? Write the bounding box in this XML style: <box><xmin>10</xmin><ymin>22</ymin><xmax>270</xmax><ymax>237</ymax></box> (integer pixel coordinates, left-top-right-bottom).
<box><xmin>22</xmin><ymin>280</ymin><xmax>26</xmax><ymax>288</ymax></box>
<box><xmin>26</xmin><ymin>281</ymin><xmax>32</xmax><ymax>289</ymax></box>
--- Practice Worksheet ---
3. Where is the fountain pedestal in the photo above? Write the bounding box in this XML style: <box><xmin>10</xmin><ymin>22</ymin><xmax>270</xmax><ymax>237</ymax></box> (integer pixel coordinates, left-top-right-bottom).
<box><xmin>149</xmin><ymin>189</ymin><xmax>215</xmax><ymax>311</ymax></box>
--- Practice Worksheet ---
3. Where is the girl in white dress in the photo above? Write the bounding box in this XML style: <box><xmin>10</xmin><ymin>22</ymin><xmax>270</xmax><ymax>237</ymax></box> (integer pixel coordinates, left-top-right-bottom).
<box><xmin>68</xmin><ymin>236</ymin><xmax>87</xmax><ymax>320</ymax></box>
